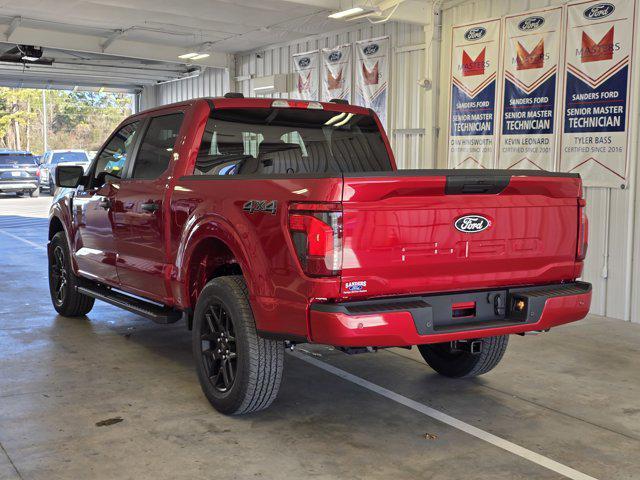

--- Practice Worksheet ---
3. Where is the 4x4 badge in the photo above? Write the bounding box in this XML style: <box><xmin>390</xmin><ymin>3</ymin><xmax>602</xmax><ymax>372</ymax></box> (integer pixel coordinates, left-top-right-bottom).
<box><xmin>243</xmin><ymin>200</ymin><xmax>277</xmax><ymax>215</ymax></box>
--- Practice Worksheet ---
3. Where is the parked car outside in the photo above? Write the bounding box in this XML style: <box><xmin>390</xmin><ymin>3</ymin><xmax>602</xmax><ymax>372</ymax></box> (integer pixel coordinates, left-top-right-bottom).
<box><xmin>39</xmin><ymin>150</ymin><xmax>91</xmax><ymax>194</ymax></box>
<box><xmin>0</xmin><ymin>150</ymin><xmax>40</xmax><ymax>197</ymax></box>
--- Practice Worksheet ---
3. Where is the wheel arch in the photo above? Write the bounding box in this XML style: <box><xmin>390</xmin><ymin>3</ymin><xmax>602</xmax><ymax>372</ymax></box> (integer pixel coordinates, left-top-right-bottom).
<box><xmin>48</xmin><ymin>215</ymin><xmax>65</xmax><ymax>241</ymax></box>
<box><xmin>175</xmin><ymin>216</ymin><xmax>254</xmax><ymax>317</ymax></box>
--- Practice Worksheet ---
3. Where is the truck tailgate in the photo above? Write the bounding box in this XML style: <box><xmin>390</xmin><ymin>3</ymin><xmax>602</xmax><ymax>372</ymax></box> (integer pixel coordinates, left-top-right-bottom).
<box><xmin>340</xmin><ymin>170</ymin><xmax>582</xmax><ymax>298</ymax></box>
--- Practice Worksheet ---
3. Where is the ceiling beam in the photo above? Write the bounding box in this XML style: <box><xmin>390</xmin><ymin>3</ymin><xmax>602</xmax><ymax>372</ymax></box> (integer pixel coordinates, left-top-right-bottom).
<box><xmin>371</xmin><ymin>0</ymin><xmax>430</xmax><ymax>25</ymax></box>
<box><xmin>279</xmin><ymin>0</ymin><xmax>430</xmax><ymax>25</ymax></box>
<box><xmin>5</xmin><ymin>24</ymin><xmax>231</xmax><ymax>69</ymax></box>
<box><xmin>0</xmin><ymin>74</ymin><xmax>140</xmax><ymax>92</ymax></box>
<box><xmin>277</xmin><ymin>0</ymin><xmax>340</xmax><ymax>8</ymax></box>
<box><xmin>101</xmin><ymin>29</ymin><xmax>126</xmax><ymax>52</ymax></box>
<box><xmin>5</xmin><ymin>16</ymin><xmax>22</xmax><ymax>41</ymax></box>
<box><xmin>0</xmin><ymin>63</ymin><xmax>169</xmax><ymax>85</ymax></box>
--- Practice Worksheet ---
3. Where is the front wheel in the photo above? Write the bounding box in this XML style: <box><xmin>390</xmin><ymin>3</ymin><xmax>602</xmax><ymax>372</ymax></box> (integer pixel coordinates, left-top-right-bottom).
<box><xmin>48</xmin><ymin>232</ymin><xmax>94</xmax><ymax>316</ymax></box>
<box><xmin>193</xmin><ymin>275</ymin><xmax>284</xmax><ymax>415</ymax></box>
<box><xmin>418</xmin><ymin>336</ymin><xmax>509</xmax><ymax>378</ymax></box>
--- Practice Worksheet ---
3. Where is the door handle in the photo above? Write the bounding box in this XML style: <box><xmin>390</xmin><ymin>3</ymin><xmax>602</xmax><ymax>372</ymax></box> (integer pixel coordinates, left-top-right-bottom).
<box><xmin>98</xmin><ymin>198</ymin><xmax>111</xmax><ymax>210</ymax></box>
<box><xmin>141</xmin><ymin>202</ymin><xmax>159</xmax><ymax>213</ymax></box>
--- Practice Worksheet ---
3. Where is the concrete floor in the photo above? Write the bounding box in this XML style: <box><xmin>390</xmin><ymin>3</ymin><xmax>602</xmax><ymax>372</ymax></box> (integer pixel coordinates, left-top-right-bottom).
<box><xmin>0</xmin><ymin>195</ymin><xmax>639</xmax><ymax>480</ymax></box>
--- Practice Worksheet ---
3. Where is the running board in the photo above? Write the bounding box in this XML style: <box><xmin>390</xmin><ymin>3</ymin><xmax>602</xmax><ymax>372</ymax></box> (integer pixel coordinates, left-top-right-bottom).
<box><xmin>77</xmin><ymin>286</ymin><xmax>181</xmax><ymax>324</ymax></box>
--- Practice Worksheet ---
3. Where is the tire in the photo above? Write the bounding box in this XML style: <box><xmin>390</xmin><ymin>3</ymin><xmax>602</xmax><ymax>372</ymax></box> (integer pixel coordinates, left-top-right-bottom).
<box><xmin>193</xmin><ymin>275</ymin><xmax>284</xmax><ymax>415</ymax></box>
<box><xmin>49</xmin><ymin>178</ymin><xmax>56</xmax><ymax>196</ymax></box>
<box><xmin>418</xmin><ymin>336</ymin><xmax>509</xmax><ymax>378</ymax></box>
<box><xmin>48</xmin><ymin>231</ymin><xmax>94</xmax><ymax>316</ymax></box>
<box><xmin>30</xmin><ymin>188</ymin><xmax>40</xmax><ymax>198</ymax></box>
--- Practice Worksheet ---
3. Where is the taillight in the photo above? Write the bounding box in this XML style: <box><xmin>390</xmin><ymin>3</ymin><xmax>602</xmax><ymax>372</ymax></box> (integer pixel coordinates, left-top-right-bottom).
<box><xmin>576</xmin><ymin>198</ymin><xmax>588</xmax><ymax>261</ymax></box>
<box><xmin>288</xmin><ymin>202</ymin><xmax>342</xmax><ymax>277</ymax></box>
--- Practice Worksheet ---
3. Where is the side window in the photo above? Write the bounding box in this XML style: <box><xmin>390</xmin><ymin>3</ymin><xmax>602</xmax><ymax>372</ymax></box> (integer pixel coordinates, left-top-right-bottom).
<box><xmin>131</xmin><ymin>113</ymin><xmax>184</xmax><ymax>180</ymax></box>
<box><xmin>93</xmin><ymin>122</ymin><xmax>140</xmax><ymax>184</ymax></box>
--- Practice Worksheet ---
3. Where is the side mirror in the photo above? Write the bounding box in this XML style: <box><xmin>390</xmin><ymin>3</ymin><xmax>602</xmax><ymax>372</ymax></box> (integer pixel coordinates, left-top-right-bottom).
<box><xmin>55</xmin><ymin>165</ymin><xmax>84</xmax><ymax>188</ymax></box>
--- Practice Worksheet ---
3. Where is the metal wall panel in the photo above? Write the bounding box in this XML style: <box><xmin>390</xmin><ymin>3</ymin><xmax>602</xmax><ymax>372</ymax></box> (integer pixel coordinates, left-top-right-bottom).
<box><xmin>138</xmin><ymin>67</ymin><xmax>230</xmax><ymax>110</ymax></box>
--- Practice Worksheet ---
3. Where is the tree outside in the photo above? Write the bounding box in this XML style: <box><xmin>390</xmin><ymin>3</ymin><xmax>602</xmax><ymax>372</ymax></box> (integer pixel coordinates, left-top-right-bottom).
<box><xmin>0</xmin><ymin>88</ymin><xmax>134</xmax><ymax>155</ymax></box>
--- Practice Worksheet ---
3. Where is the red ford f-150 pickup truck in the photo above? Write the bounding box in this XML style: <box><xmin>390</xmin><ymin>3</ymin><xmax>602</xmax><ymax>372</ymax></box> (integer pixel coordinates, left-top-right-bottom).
<box><xmin>48</xmin><ymin>95</ymin><xmax>591</xmax><ymax>415</ymax></box>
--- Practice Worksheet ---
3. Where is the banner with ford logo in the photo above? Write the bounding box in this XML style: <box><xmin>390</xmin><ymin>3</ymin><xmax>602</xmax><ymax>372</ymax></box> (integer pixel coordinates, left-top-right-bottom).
<box><xmin>355</xmin><ymin>36</ymin><xmax>389</xmax><ymax>128</ymax></box>
<box><xmin>560</xmin><ymin>0</ymin><xmax>636</xmax><ymax>187</ymax></box>
<box><xmin>498</xmin><ymin>7</ymin><xmax>563</xmax><ymax>171</ymax></box>
<box><xmin>321</xmin><ymin>44</ymin><xmax>352</xmax><ymax>103</ymax></box>
<box><xmin>447</xmin><ymin>18</ymin><xmax>501</xmax><ymax>169</ymax></box>
<box><xmin>292</xmin><ymin>50</ymin><xmax>319</xmax><ymax>101</ymax></box>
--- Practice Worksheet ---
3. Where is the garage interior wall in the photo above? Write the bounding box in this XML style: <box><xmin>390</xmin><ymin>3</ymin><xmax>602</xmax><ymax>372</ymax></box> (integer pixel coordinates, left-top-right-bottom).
<box><xmin>139</xmin><ymin>67</ymin><xmax>230</xmax><ymax>110</ymax></box>
<box><xmin>137</xmin><ymin>1</ymin><xmax>640</xmax><ymax>323</ymax></box>
<box><xmin>234</xmin><ymin>21</ymin><xmax>428</xmax><ymax>169</ymax></box>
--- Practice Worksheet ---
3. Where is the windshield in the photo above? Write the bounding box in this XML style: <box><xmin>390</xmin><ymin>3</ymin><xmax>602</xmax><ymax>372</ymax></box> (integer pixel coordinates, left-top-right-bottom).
<box><xmin>52</xmin><ymin>152</ymin><xmax>88</xmax><ymax>164</ymax></box>
<box><xmin>195</xmin><ymin>108</ymin><xmax>392</xmax><ymax>175</ymax></box>
<box><xmin>0</xmin><ymin>154</ymin><xmax>37</xmax><ymax>165</ymax></box>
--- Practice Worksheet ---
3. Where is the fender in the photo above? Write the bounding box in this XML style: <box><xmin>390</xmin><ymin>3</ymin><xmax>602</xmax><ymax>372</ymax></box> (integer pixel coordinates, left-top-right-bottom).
<box><xmin>173</xmin><ymin>213</ymin><xmax>254</xmax><ymax>310</ymax></box>
<box><xmin>48</xmin><ymin>195</ymin><xmax>79</xmax><ymax>273</ymax></box>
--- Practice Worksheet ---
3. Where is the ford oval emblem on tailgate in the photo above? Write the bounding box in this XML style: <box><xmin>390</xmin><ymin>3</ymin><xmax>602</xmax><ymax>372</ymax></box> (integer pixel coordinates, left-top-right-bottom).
<box><xmin>454</xmin><ymin>215</ymin><xmax>491</xmax><ymax>233</ymax></box>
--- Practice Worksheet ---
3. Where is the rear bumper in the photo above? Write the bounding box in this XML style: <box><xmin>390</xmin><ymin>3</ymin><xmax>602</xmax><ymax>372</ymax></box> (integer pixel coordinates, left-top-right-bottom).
<box><xmin>309</xmin><ymin>282</ymin><xmax>591</xmax><ymax>347</ymax></box>
<box><xmin>0</xmin><ymin>181</ymin><xmax>38</xmax><ymax>192</ymax></box>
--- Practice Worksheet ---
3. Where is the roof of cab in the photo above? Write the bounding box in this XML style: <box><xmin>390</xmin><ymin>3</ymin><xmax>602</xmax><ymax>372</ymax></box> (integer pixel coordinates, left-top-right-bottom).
<box><xmin>133</xmin><ymin>96</ymin><xmax>372</xmax><ymax>118</ymax></box>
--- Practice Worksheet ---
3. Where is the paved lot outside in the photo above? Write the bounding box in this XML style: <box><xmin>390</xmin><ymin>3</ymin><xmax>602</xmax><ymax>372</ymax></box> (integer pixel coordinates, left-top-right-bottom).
<box><xmin>0</xmin><ymin>195</ymin><xmax>639</xmax><ymax>480</ymax></box>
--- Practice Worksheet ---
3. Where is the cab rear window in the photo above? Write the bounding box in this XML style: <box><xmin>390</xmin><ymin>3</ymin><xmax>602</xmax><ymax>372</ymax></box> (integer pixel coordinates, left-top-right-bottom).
<box><xmin>194</xmin><ymin>108</ymin><xmax>392</xmax><ymax>176</ymax></box>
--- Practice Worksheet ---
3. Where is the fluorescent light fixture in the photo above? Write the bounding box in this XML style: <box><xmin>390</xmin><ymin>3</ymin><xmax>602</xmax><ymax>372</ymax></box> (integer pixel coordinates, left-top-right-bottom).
<box><xmin>253</xmin><ymin>85</ymin><xmax>275</xmax><ymax>91</ymax></box>
<box><xmin>178</xmin><ymin>52</ymin><xmax>199</xmax><ymax>59</ymax></box>
<box><xmin>328</xmin><ymin>6</ymin><xmax>365</xmax><ymax>18</ymax></box>
<box><xmin>191</xmin><ymin>53</ymin><xmax>210</xmax><ymax>60</ymax></box>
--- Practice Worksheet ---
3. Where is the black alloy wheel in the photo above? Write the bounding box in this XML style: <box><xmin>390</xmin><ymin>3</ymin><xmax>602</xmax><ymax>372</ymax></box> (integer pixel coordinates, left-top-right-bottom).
<box><xmin>48</xmin><ymin>231</ymin><xmax>94</xmax><ymax>316</ymax></box>
<box><xmin>200</xmin><ymin>303</ymin><xmax>237</xmax><ymax>392</ymax></box>
<box><xmin>50</xmin><ymin>245</ymin><xmax>68</xmax><ymax>307</ymax></box>
<box><xmin>193</xmin><ymin>276</ymin><xmax>283</xmax><ymax>415</ymax></box>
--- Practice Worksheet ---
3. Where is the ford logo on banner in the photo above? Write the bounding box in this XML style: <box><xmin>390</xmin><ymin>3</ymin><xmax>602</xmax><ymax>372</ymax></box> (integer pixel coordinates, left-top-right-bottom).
<box><xmin>518</xmin><ymin>16</ymin><xmax>545</xmax><ymax>31</ymax></box>
<box><xmin>464</xmin><ymin>27</ymin><xmax>487</xmax><ymax>41</ymax></box>
<box><xmin>363</xmin><ymin>44</ymin><xmax>379</xmax><ymax>55</ymax></box>
<box><xmin>328</xmin><ymin>51</ymin><xmax>342</xmax><ymax>62</ymax></box>
<box><xmin>454</xmin><ymin>215</ymin><xmax>491</xmax><ymax>233</ymax></box>
<box><xmin>298</xmin><ymin>57</ymin><xmax>311</xmax><ymax>68</ymax></box>
<box><xmin>583</xmin><ymin>3</ymin><xmax>615</xmax><ymax>20</ymax></box>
